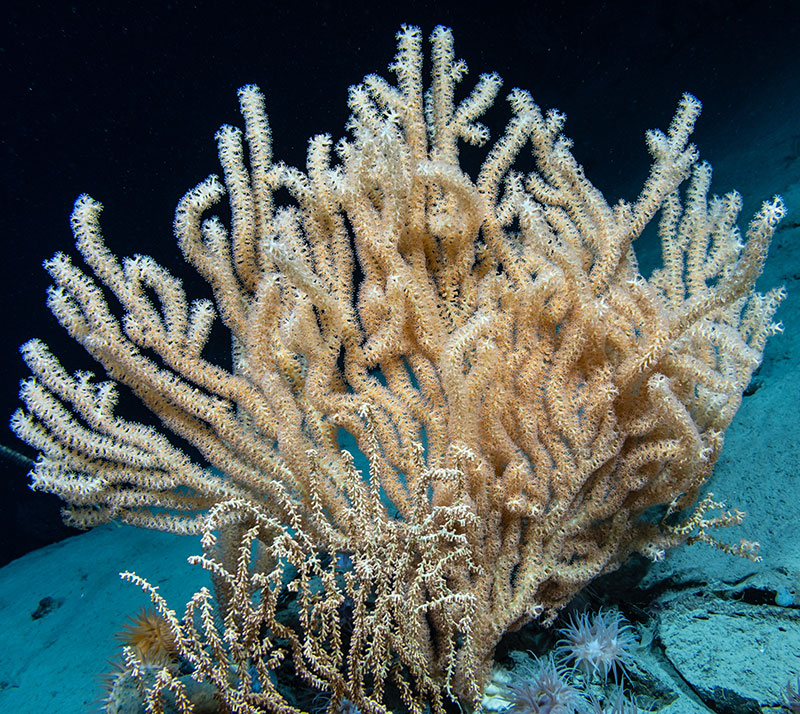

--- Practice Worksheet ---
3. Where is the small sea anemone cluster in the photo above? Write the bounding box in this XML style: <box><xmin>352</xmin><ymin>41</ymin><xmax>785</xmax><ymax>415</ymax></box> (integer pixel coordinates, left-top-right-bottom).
<box><xmin>555</xmin><ymin>609</ymin><xmax>637</xmax><ymax>684</ymax></box>
<box><xmin>102</xmin><ymin>608</ymin><xmax>184</xmax><ymax>713</ymax></box>
<box><xmin>500</xmin><ymin>608</ymin><xmax>641</xmax><ymax>714</ymax></box>
<box><xmin>117</xmin><ymin>607</ymin><xmax>180</xmax><ymax>665</ymax></box>
<box><xmin>501</xmin><ymin>656</ymin><xmax>580</xmax><ymax>714</ymax></box>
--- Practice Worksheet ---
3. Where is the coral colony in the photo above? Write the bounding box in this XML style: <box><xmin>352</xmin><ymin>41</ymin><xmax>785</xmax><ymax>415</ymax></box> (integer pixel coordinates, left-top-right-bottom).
<box><xmin>14</xmin><ymin>25</ymin><xmax>785</xmax><ymax>714</ymax></box>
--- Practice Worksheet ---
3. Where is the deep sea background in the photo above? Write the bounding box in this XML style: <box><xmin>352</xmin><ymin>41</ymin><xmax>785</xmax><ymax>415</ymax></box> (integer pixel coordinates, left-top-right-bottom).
<box><xmin>1</xmin><ymin>1</ymin><xmax>798</xmax><ymax>711</ymax></box>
